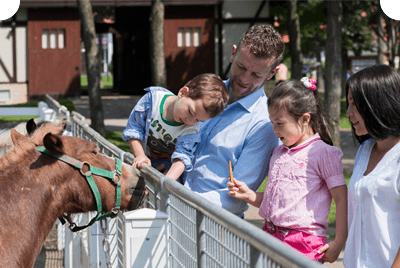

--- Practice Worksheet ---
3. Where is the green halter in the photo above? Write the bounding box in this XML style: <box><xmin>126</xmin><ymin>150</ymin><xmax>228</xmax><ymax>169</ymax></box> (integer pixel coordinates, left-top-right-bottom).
<box><xmin>36</xmin><ymin>146</ymin><xmax>122</xmax><ymax>232</ymax></box>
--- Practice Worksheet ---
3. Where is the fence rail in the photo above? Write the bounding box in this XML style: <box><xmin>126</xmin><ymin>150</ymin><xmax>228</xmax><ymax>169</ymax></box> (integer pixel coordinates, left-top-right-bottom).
<box><xmin>44</xmin><ymin>95</ymin><xmax>324</xmax><ymax>268</ymax></box>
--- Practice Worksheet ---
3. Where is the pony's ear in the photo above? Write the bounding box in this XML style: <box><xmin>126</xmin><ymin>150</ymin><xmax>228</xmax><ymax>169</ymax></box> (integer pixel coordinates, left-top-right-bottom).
<box><xmin>43</xmin><ymin>133</ymin><xmax>64</xmax><ymax>154</ymax></box>
<box><xmin>10</xmin><ymin>129</ymin><xmax>28</xmax><ymax>145</ymax></box>
<box><xmin>26</xmin><ymin>119</ymin><xmax>37</xmax><ymax>135</ymax></box>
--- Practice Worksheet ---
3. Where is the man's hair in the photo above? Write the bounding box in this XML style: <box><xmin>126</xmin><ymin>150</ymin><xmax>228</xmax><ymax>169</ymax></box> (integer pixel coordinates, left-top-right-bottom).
<box><xmin>184</xmin><ymin>73</ymin><xmax>229</xmax><ymax>118</ymax></box>
<box><xmin>346</xmin><ymin>65</ymin><xmax>400</xmax><ymax>144</ymax></box>
<box><xmin>237</xmin><ymin>24</ymin><xmax>285</xmax><ymax>69</ymax></box>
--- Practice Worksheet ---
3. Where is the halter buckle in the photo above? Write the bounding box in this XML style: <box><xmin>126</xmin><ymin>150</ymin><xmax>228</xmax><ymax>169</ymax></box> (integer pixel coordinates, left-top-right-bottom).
<box><xmin>80</xmin><ymin>162</ymin><xmax>92</xmax><ymax>177</ymax></box>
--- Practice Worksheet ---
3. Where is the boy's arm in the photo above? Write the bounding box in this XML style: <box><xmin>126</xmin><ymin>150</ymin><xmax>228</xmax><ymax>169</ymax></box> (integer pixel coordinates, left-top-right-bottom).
<box><xmin>319</xmin><ymin>185</ymin><xmax>348</xmax><ymax>263</ymax></box>
<box><xmin>128</xmin><ymin>138</ymin><xmax>151</xmax><ymax>167</ymax></box>
<box><xmin>165</xmin><ymin>159</ymin><xmax>185</xmax><ymax>181</ymax></box>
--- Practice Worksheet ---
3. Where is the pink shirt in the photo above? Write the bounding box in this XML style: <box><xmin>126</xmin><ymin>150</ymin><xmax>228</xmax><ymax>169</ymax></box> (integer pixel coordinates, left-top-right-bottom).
<box><xmin>258</xmin><ymin>134</ymin><xmax>346</xmax><ymax>237</ymax></box>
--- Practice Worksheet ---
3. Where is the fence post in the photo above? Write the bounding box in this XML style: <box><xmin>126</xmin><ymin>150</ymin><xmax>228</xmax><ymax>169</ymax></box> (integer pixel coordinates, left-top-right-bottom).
<box><xmin>250</xmin><ymin>245</ymin><xmax>263</xmax><ymax>268</ymax></box>
<box><xmin>122</xmin><ymin>208</ymin><xmax>168</xmax><ymax>268</ymax></box>
<box><xmin>196</xmin><ymin>211</ymin><xmax>206</xmax><ymax>268</ymax></box>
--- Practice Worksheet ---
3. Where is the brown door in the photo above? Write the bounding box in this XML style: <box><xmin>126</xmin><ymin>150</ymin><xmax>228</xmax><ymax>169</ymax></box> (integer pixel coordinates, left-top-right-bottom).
<box><xmin>28</xmin><ymin>9</ymin><xmax>81</xmax><ymax>97</ymax></box>
<box><xmin>164</xmin><ymin>6</ymin><xmax>215</xmax><ymax>92</ymax></box>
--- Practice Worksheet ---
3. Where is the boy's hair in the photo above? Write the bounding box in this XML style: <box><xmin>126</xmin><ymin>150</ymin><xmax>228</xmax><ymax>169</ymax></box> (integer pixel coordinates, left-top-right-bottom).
<box><xmin>267</xmin><ymin>79</ymin><xmax>333</xmax><ymax>145</ymax></box>
<box><xmin>346</xmin><ymin>65</ymin><xmax>400</xmax><ymax>144</ymax></box>
<box><xmin>184</xmin><ymin>73</ymin><xmax>229</xmax><ymax>118</ymax></box>
<box><xmin>237</xmin><ymin>24</ymin><xmax>285</xmax><ymax>70</ymax></box>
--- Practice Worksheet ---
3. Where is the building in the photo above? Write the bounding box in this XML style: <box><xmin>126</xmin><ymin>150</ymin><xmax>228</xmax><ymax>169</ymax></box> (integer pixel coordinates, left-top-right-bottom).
<box><xmin>0</xmin><ymin>0</ymin><xmax>274</xmax><ymax>104</ymax></box>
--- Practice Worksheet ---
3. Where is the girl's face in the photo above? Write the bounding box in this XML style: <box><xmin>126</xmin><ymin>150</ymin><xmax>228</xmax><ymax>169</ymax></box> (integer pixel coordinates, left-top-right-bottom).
<box><xmin>172</xmin><ymin>87</ymin><xmax>211</xmax><ymax>125</ymax></box>
<box><xmin>268</xmin><ymin>105</ymin><xmax>313</xmax><ymax>148</ymax></box>
<box><xmin>346</xmin><ymin>90</ymin><xmax>368</xmax><ymax>136</ymax></box>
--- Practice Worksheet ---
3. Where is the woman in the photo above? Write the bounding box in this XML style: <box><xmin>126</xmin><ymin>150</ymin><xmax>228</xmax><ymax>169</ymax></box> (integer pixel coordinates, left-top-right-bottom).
<box><xmin>344</xmin><ymin>65</ymin><xmax>400</xmax><ymax>268</ymax></box>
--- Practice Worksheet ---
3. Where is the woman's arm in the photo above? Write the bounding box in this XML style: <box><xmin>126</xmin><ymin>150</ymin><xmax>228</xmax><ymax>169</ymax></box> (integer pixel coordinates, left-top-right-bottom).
<box><xmin>391</xmin><ymin>247</ymin><xmax>400</xmax><ymax>268</ymax></box>
<box><xmin>319</xmin><ymin>185</ymin><xmax>348</xmax><ymax>263</ymax></box>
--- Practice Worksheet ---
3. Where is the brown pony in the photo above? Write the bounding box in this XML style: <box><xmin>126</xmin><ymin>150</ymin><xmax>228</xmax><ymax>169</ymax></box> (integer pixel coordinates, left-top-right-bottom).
<box><xmin>0</xmin><ymin>123</ymin><xmax>146</xmax><ymax>268</ymax></box>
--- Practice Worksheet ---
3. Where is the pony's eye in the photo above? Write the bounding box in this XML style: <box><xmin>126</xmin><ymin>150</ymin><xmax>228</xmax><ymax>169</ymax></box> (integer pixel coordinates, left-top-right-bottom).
<box><xmin>92</xmin><ymin>148</ymin><xmax>98</xmax><ymax>155</ymax></box>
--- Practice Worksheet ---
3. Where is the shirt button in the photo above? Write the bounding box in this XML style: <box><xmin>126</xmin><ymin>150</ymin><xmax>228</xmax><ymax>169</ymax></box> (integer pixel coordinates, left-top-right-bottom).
<box><xmin>147</xmin><ymin>119</ymin><xmax>151</xmax><ymax>123</ymax></box>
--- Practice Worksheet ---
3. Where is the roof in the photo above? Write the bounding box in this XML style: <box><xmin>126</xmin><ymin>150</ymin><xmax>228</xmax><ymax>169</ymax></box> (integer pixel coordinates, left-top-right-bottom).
<box><xmin>20</xmin><ymin>0</ymin><xmax>219</xmax><ymax>8</ymax></box>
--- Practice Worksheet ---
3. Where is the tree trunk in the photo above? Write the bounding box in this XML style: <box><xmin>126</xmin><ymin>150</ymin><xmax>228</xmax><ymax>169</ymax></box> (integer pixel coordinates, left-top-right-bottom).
<box><xmin>324</xmin><ymin>0</ymin><xmax>343</xmax><ymax>149</ymax></box>
<box><xmin>341</xmin><ymin>48</ymin><xmax>348</xmax><ymax>98</ymax></box>
<box><xmin>377</xmin><ymin>6</ymin><xmax>386</xmax><ymax>65</ymax></box>
<box><xmin>385</xmin><ymin>16</ymin><xmax>398</xmax><ymax>68</ymax></box>
<box><xmin>316</xmin><ymin>47</ymin><xmax>324</xmax><ymax>92</ymax></box>
<box><xmin>149</xmin><ymin>0</ymin><xmax>167</xmax><ymax>87</ymax></box>
<box><xmin>77</xmin><ymin>0</ymin><xmax>106</xmax><ymax>137</ymax></box>
<box><xmin>288</xmin><ymin>0</ymin><xmax>303</xmax><ymax>79</ymax></box>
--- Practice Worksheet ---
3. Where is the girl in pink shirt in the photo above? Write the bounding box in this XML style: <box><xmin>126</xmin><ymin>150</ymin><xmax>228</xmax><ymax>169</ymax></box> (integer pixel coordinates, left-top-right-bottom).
<box><xmin>228</xmin><ymin>78</ymin><xmax>347</xmax><ymax>263</ymax></box>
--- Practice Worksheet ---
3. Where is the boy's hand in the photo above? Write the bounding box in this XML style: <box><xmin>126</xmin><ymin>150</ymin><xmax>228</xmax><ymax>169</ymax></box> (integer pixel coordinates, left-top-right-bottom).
<box><xmin>132</xmin><ymin>154</ymin><xmax>151</xmax><ymax>169</ymax></box>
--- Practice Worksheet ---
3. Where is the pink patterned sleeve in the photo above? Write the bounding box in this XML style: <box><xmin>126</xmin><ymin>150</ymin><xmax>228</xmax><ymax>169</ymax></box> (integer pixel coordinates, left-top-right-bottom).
<box><xmin>319</xmin><ymin>145</ymin><xmax>347</xmax><ymax>189</ymax></box>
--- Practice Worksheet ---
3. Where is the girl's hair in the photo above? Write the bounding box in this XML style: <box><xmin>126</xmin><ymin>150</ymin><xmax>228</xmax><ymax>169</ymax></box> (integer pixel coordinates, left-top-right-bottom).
<box><xmin>346</xmin><ymin>65</ymin><xmax>400</xmax><ymax>144</ymax></box>
<box><xmin>184</xmin><ymin>73</ymin><xmax>229</xmax><ymax>118</ymax></box>
<box><xmin>267</xmin><ymin>79</ymin><xmax>333</xmax><ymax>145</ymax></box>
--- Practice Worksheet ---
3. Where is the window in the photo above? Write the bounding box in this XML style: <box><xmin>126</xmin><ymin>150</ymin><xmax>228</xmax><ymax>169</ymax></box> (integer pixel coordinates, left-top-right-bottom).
<box><xmin>42</xmin><ymin>28</ymin><xmax>66</xmax><ymax>49</ymax></box>
<box><xmin>177</xmin><ymin>27</ymin><xmax>201</xmax><ymax>48</ymax></box>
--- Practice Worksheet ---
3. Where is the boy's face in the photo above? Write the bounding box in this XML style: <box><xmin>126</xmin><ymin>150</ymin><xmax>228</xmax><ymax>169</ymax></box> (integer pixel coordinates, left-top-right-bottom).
<box><xmin>173</xmin><ymin>87</ymin><xmax>211</xmax><ymax>125</ymax></box>
<box><xmin>229</xmin><ymin>45</ymin><xmax>277</xmax><ymax>103</ymax></box>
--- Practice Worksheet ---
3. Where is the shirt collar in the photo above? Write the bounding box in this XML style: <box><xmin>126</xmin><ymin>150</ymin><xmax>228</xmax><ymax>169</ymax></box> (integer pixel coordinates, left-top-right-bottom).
<box><xmin>283</xmin><ymin>133</ymin><xmax>321</xmax><ymax>152</ymax></box>
<box><xmin>225</xmin><ymin>79</ymin><xmax>266</xmax><ymax>112</ymax></box>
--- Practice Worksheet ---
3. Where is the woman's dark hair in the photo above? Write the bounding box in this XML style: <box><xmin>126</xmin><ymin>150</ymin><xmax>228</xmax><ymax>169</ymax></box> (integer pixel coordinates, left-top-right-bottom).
<box><xmin>346</xmin><ymin>65</ymin><xmax>400</xmax><ymax>144</ymax></box>
<box><xmin>267</xmin><ymin>79</ymin><xmax>333</xmax><ymax>145</ymax></box>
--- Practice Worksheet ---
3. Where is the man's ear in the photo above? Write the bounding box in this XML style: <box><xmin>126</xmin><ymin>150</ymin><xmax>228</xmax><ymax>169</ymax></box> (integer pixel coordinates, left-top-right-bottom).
<box><xmin>230</xmin><ymin>45</ymin><xmax>237</xmax><ymax>63</ymax></box>
<box><xmin>267</xmin><ymin>67</ymin><xmax>279</xmax><ymax>80</ymax></box>
<box><xmin>177</xmin><ymin>86</ymin><xmax>190</xmax><ymax>98</ymax></box>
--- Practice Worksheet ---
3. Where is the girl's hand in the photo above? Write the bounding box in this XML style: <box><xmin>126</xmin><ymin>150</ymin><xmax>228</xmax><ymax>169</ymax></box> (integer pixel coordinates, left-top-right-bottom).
<box><xmin>227</xmin><ymin>178</ymin><xmax>251</xmax><ymax>201</ymax></box>
<box><xmin>318</xmin><ymin>240</ymin><xmax>343</xmax><ymax>263</ymax></box>
<box><xmin>132</xmin><ymin>154</ymin><xmax>151</xmax><ymax>169</ymax></box>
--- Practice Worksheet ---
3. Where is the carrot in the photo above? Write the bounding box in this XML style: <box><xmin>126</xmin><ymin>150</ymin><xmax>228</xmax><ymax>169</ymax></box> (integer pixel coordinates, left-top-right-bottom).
<box><xmin>228</xmin><ymin>160</ymin><xmax>234</xmax><ymax>183</ymax></box>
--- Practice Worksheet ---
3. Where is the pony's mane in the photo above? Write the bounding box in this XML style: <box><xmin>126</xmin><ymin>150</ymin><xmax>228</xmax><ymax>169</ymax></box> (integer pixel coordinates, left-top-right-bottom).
<box><xmin>29</xmin><ymin>122</ymin><xmax>66</xmax><ymax>146</ymax></box>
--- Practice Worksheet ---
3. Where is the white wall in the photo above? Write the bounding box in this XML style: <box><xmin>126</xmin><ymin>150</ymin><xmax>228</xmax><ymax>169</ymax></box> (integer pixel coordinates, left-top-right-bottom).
<box><xmin>0</xmin><ymin>8</ymin><xmax>28</xmax><ymax>83</ymax></box>
<box><xmin>215</xmin><ymin>1</ymin><xmax>270</xmax><ymax>76</ymax></box>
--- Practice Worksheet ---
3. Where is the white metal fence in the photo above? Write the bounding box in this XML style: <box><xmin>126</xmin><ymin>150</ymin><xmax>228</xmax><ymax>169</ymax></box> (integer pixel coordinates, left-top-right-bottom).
<box><xmin>44</xmin><ymin>95</ymin><xmax>325</xmax><ymax>268</ymax></box>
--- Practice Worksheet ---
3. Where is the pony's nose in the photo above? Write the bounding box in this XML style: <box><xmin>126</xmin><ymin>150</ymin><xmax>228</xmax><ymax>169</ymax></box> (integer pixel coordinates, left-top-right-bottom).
<box><xmin>123</xmin><ymin>163</ymin><xmax>137</xmax><ymax>177</ymax></box>
<box><xmin>122</xmin><ymin>163</ymin><xmax>145</xmax><ymax>194</ymax></box>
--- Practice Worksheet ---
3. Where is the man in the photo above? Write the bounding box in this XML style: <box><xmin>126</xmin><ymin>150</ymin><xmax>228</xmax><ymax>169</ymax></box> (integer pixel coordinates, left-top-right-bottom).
<box><xmin>182</xmin><ymin>24</ymin><xmax>285</xmax><ymax>217</ymax></box>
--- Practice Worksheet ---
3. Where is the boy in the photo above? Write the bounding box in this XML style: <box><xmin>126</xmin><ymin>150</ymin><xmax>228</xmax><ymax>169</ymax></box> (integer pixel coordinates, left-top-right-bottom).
<box><xmin>122</xmin><ymin>73</ymin><xmax>228</xmax><ymax>181</ymax></box>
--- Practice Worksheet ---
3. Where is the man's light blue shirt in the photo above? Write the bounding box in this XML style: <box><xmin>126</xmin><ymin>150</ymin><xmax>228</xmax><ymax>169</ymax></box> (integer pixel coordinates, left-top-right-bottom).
<box><xmin>183</xmin><ymin>79</ymin><xmax>279</xmax><ymax>216</ymax></box>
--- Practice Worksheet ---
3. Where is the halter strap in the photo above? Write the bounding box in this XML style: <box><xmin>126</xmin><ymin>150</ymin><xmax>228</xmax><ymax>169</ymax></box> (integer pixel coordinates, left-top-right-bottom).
<box><xmin>36</xmin><ymin>146</ymin><xmax>122</xmax><ymax>232</ymax></box>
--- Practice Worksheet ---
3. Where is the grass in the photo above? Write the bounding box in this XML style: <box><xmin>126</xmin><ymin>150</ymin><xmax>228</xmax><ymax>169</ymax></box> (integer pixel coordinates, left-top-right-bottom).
<box><xmin>105</xmin><ymin>131</ymin><xmax>130</xmax><ymax>152</ymax></box>
<box><xmin>80</xmin><ymin>75</ymin><xmax>114</xmax><ymax>90</ymax></box>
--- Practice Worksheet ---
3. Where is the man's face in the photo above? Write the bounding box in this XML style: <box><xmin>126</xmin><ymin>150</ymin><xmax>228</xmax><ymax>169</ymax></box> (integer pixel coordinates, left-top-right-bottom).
<box><xmin>229</xmin><ymin>45</ymin><xmax>277</xmax><ymax>103</ymax></box>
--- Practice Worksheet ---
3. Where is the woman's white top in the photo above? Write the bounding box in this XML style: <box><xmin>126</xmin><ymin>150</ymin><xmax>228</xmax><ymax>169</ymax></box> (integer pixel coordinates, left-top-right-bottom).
<box><xmin>344</xmin><ymin>138</ymin><xmax>400</xmax><ymax>268</ymax></box>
